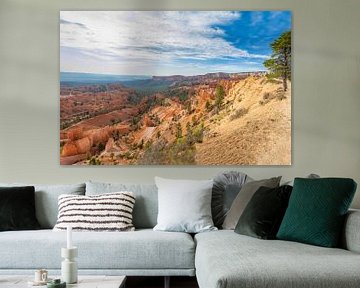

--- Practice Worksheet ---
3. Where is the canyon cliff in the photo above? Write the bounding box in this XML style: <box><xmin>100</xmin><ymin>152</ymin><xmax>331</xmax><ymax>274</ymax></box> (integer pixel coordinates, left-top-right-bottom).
<box><xmin>60</xmin><ymin>74</ymin><xmax>291</xmax><ymax>165</ymax></box>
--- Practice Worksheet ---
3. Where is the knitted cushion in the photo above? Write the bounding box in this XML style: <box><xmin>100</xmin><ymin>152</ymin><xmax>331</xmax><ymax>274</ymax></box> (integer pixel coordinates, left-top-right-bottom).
<box><xmin>53</xmin><ymin>192</ymin><xmax>135</xmax><ymax>231</ymax></box>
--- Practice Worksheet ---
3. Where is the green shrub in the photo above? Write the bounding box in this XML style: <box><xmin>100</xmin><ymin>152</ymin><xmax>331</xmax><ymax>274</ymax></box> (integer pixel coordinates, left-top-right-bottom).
<box><xmin>139</xmin><ymin>138</ymin><xmax>195</xmax><ymax>165</ymax></box>
<box><xmin>229</xmin><ymin>108</ymin><xmax>249</xmax><ymax>121</ymax></box>
<box><xmin>89</xmin><ymin>157</ymin><xmax>101</xmax><ymax>165</ymax></box>
<box><xmin>97</xmin><ymin>142</ymin><xmax>105</xmax><ymax>152</ymax></box>
<box><xmin>276</xmin><ymin>92</ymin><xmax>286</xmax><ymax>100</ymax></box>
<box><xmin>259</xmin><ymin>91</ymin><xmax>275</xmax><ymax>105</ymax></box>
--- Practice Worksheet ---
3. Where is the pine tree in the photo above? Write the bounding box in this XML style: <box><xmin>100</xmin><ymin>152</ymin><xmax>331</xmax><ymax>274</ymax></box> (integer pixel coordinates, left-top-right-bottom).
<box><xmin>264</xmin><ymin>31</ymin><xmax>291</xmax><ymax>91</ymax></box>
<box><xmin>205</xmin><ymin>100</ymin><xmax>211</xmax><ymax>111</ymax></box>
<box><xmin>175</xmin><ymin>123</ymin><xmax>182</xmax><ymax>138</ymax></box>
<box><xmin>215</xmin><ymin>85</ymin><xmax>225</xmax><ymax>111</ymax></box>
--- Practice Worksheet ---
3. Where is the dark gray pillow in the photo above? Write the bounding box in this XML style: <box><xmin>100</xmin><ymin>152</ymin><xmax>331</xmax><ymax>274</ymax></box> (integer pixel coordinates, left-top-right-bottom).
<box><xmin>235</xmin><ymin>185</ymin><xmax>292</xmax><ymax>239</ymax></box>
<box><xmin>223</xmin><ymin>176</ymin><xmax>281</xmax><ymax>230</ymax></box>
<box><xmin>0</xmin><ymin>186</ymin><xmax>41</xmax><ymax>231</ymax></box>
<box><xmin>212</xmin><ymin>171</ymin><xmax>251</xmax><ymax>228</ymax></box>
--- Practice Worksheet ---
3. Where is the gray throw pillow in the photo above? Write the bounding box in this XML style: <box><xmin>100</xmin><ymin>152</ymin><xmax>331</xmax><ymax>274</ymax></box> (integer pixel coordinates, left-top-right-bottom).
<box><xmin>154</xmin><ymin>177</ymin><xmax>217</xmax><ymax>233</ymax></box>
<box><xmin>222</xmin><ymin>177</ymin><xmax>281</xmax><ymax>230</ymax></box>
<box><xmin>0</xmin><ymin>183</ymin><xmax>85</xmax><ymax>228</ymax></box>
<box><xmin>212</xmin><ymin>171</ymin><xmax>252</xmax><ymax>228</ymax></box>
<box><xmin>283</xmin><ymin>173</ymin><xmax>320</xmax><ymax>186</ymax></box>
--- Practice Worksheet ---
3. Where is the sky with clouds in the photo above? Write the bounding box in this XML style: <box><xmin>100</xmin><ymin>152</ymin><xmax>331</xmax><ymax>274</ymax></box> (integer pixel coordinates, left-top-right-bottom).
<box><xmin>60</xmin><ymin>11</ymin><xmax>291</xmax><ymax>76</ymax></box>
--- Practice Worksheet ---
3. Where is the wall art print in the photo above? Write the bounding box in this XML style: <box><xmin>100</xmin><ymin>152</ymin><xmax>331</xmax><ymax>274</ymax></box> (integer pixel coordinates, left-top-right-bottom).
<box><xmin>60</xmin><ymin>11</ymin><xmax>292</xmax><ymax>165</ymax></box>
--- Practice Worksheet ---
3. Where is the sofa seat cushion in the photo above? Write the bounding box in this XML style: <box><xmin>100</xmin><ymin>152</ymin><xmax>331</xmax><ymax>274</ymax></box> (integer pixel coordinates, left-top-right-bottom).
<box><xmin>195</xmin><ymin>230</ymin><xmax>360</xmax><ymax>288</ymax></box>
<box><xmin>0</xmin><ymin>229</ymin><xmax>195</xmax><ymax>270</ymax></box>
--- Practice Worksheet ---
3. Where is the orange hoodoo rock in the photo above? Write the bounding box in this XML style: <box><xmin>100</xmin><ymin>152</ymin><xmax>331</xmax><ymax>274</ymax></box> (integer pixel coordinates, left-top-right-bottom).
<box><xmin>67</xmin><ymin>127</ymin><xmax>83</xmax><ymax>141</ymax></box>
<box><xmin>142</xmin><ymin>115</ymin><xmax>154</xmax><ymax>127</ymax></box>
<box><xmin>114</xmin><ymin>124</ymin><xmax>130</xmax><ymax>135</ymax></box>
<box><xmin>75</xmin><ymin>137</ymin><xmax>92</xmax><ymax>154</ymax></box>
<box><xmin>88</xmin><ymin>128</ymin><xmax>111</xmax><ymax>144</ymax></box>
<box><xmin>61</xmin><ymin>136</ymin><xmax>93</xmax><ymax>157</ymax></box>
<box><xmin>62</xmin><ymin>127</ymin><xmax>114</xmax><ymax>158</ymax></box>
<box><xmin>61</xmin><ymin>142</ymin><xmax>78</xmax><ymax>157</ymax></box>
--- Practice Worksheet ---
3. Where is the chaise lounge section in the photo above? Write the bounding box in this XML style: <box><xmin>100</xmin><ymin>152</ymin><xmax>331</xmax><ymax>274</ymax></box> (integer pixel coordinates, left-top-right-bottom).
<box><xmin>195</xmin><ymin>214</ymin><xmax>360</xmax><ymax>288</ymax></box>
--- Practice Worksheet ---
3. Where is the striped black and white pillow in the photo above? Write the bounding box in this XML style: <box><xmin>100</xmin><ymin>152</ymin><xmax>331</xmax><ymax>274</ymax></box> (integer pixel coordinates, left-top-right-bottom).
<box><xmin>53</xmin><ymin>192</ymin><xmax>136</xmax><ymax>231</ymax></box>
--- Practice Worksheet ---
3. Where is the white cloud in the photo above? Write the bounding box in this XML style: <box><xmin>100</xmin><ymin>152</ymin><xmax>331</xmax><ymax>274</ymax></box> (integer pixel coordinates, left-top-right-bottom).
<box><xmin>269</xmin><ymin>11</ymin><xmax>285</xmax><ymax>19</ymax></box>
<box><xmin>60</xmin><ymin>11</ymin><xmax>268</xmax><ymax>74</ymax></box>
<box><xmin>250</xmin><ymin>11</ymin><xmax>264</xmax><ymax>26</ymax></box>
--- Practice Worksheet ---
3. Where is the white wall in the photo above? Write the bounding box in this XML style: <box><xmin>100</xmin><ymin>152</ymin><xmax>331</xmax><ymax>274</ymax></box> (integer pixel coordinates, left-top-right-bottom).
<box><xmin>0</xmin><ymin>0</ymin><xmax>359</xmax><ymax>208</ymax></box>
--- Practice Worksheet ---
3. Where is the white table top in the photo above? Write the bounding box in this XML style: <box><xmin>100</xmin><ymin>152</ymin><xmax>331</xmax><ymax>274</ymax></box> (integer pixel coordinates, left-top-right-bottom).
<box><xmin>0</xmin><ymin>275</ymin><xmax>126</xmax><ymax>288</ymax></box>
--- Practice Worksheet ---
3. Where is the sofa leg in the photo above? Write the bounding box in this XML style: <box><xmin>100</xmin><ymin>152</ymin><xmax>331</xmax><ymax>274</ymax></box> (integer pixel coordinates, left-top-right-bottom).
<box><xmin>164</xmin><ymin>276</ymin><xmax>170</xmax><ymax>288</ymax></box>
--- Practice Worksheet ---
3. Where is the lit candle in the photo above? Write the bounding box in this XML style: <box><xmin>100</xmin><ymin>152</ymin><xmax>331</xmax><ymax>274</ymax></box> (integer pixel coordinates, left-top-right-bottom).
<box><xmin>67</xmin><ymin>225</ymin><xmax>72</xmax><ymax>249</ymax></box>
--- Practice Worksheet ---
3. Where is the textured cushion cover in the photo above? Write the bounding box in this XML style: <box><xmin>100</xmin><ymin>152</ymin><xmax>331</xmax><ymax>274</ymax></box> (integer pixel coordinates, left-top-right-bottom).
<box><xmin>86</xmin><ymin>182</ymin><xmax>157</xmax><ymax>229</ymax></box>
<box><xmin>277</xmin><ymin>178</ymin><xmax>357</xmax><ymax>248</ymax></box>
<box><xmin>212</xmin><ymin>171</ymin><xmax>251</xmax><ymax>228</ymax></box>
<box><xmin>235</xmin><ymin>185</ymin><xmax>292</xmax><ymax>239</ymax></box>
<box><xmin>154</xmin><ymin>177</ymin><xmax>216</xmax><ymax>233</ymax></box>
<box><xmin>222</xmin><ymin>177</ymin><xmax>281</xmax><ymax>229</ymax></box>
<box><xmin>53</xmin><ymin>192</ymin><xmax>135</xmax><ymax>231</ymax></box>
<box><xmin>0</xmin><ymin>183</ymin><xmax>85</xmax><ymax>228</ymax></box>
<box><xmin>0</xmin><ymin>186</ymin><xmax>40</xmax><ymax>231</ymax></box>
<box><xmin>195</xmin><ymin>230</ymin><xmax>360</xmax><ymax>288</ymax></box>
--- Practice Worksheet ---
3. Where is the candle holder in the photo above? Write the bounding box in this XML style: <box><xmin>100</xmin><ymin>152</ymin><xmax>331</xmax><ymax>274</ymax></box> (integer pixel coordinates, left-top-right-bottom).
<box><xmin>61</xmin><ymin>247</ymin><xmax>78</xmax><ymax>284</ymax></box>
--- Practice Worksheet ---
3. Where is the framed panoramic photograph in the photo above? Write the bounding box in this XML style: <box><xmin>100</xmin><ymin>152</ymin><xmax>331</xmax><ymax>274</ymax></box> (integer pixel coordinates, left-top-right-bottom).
<box><xmin>60</xmin><ymin>11</ymin><xmax>292</xmax><ymax>165</ymax></box>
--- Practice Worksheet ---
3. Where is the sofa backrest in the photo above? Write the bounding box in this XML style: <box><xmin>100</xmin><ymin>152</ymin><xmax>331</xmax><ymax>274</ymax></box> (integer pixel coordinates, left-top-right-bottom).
<box><xmin>86</xmin><ymin>181</ymin><xmax>158</xmax><ymax>229</ymax></box>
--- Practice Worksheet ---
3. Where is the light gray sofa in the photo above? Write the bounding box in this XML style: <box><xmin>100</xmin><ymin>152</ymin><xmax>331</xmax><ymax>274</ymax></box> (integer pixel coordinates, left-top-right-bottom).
<box><xmin>195</xmin><ymin>211</ymin><xmax>360</xmax><ymax>288</ymax></box>
<box><xmin>0</xmin><ymin>181</ymin><xmax>359</xmax><ymax>288</ymax></box>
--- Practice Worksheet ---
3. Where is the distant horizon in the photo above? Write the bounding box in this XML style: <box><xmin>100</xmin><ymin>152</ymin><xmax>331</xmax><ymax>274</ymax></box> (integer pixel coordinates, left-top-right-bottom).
<box><xmin>60</xmin><ymin>11</ymin><xmax>291</xmax><ymax>76</ymax></box>
<box><xmin>60</xmin><ymin>70</ymin><xmax>267</xmax><ymax>78</ymax></box>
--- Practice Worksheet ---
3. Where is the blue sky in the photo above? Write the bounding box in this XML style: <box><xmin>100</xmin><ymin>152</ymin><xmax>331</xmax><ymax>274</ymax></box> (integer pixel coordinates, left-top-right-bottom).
<box><xmin>60</xmin><ymin>11</ymin><xmax>291</xmax><ymax>76</ymax></box>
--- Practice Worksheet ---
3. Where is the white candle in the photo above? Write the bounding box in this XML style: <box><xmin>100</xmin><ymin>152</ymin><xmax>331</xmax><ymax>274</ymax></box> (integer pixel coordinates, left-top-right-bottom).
<box><xmin>67</xmin><ymin>225</ymin><xmax>72</xmax><ymax>249</ymax></box>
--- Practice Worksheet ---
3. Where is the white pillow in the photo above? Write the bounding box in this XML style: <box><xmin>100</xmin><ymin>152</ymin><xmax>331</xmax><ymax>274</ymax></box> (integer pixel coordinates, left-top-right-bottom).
<box><xmin>154</xmin><ymin>177</ymin><xmax>217</xmax><ymax>233</ymax></box>
<box><xmin>53</xmin><ymin>192</ymin><xmax>135</xmax><ymax>232</ymax></box>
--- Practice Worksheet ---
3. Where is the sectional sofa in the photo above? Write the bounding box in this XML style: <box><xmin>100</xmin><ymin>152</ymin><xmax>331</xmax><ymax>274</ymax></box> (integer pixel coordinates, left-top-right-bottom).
<box><xmin>0</xmin><ymin>181</ymin><xmax>359</xmax><ymax>288</ymax></box>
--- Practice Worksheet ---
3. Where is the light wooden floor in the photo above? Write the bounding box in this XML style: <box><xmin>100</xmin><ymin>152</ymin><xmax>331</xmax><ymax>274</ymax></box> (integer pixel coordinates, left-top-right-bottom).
<box><xmin>126</xmin><ymin>276</ymin><xmax>199</xmax><ymax>288</ymax></box>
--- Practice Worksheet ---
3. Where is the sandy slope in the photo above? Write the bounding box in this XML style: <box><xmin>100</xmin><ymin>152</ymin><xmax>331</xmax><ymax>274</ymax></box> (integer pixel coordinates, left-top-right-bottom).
<box><xmin>195</xmin><ymin>76</ymin><xmax>291</xmax><ymax>165</ymax></box>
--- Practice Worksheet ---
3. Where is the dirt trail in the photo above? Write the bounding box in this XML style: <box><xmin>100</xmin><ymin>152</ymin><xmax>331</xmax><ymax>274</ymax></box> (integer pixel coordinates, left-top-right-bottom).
<box><xmin>195</xmin><ymin>77</ymin><xmax>291</xmax><ymax>165</ymax></box>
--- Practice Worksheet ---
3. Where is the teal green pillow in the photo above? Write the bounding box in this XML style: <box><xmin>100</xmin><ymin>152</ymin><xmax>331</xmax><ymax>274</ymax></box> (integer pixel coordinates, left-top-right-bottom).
<box><xmin>277</xmin><ymin>178</ymin><xmax>357</xmax><ymax>247</ymax></box>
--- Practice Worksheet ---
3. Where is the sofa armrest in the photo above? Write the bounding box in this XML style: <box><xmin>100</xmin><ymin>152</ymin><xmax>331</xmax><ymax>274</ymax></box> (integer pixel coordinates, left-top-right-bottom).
<box><xmin>342</xmin><ymin>209</ymin><xmax>360</xmax><ymax>253</ymax></box>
